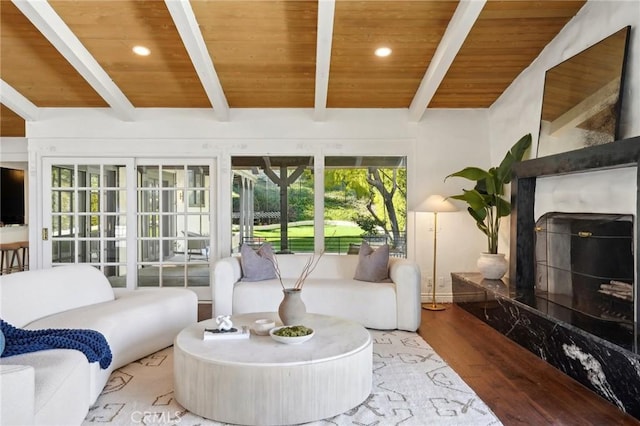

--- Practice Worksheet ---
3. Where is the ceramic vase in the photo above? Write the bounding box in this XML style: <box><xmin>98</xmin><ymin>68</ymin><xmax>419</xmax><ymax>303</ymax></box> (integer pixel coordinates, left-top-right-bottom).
<box><xmin>278</xmin><ymin>288</ymin><xmax>306</xmax><ymax>326</ymax></box>
<box><xmin>477</xmin><ymin>252</ymin><xmax>508</xmax><ymax>280</ymax></box>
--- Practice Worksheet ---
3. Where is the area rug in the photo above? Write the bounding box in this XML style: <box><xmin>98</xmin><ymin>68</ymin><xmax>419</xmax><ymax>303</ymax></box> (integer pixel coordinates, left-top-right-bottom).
<box><xmin>83</xmin><ymin>330</ymin><xmax>502</xmax><ymax>426</ymax></box>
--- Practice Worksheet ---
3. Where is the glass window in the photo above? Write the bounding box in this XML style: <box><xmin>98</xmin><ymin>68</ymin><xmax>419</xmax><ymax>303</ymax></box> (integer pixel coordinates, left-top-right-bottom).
<box><xmin>231</xmin><ymin>156</ymin><xmax>314</xmax><ymax>253</ymax></box>
<box><xmin>325</xmin><ymin>156</ymin><xmax>407</xmax><ymax>257</ymax></box>
<box><xmin>229</xmin><ymin>155</ymin><xmax>406</xmax><ymax>257</ymax></box>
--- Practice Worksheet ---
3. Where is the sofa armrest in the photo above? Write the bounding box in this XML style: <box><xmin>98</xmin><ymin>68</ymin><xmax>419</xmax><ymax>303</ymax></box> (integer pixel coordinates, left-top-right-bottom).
<box><xmin>0</xmin><ymin>364</ymin><xmax>35</xmax><ymax>425</ymax></box>
<box><xmin>213</xmin><ymin>256</ymin><xmax>242</xmax><ymax>317</ymax></box>
<box><xmin>389</xmin><ymin>258</ymin><xmax>421</xmax><ymax>331</ymax></box>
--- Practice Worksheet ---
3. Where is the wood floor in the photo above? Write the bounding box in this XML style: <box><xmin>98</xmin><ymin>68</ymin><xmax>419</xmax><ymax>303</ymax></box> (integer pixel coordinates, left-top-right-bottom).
<box><xmin>197</xmin><ymin>303</ymin><xmax>639</xmax><ymax>425</ymax></box>
<box><xmin>419</xmin><ymin>304</ymin><xmax>640</xmax><ymax>425</ymax></box>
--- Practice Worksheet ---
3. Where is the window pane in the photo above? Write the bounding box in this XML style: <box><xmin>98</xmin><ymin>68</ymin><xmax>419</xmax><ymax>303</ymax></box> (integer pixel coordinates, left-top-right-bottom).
<box><xmin>52</xmin><ymin>166</ymin><xmax>74</xmax><ymax>188</ymax></box>
<box><xmin>188</xmin><ymin>264</ymin><xmax>209</xmax><ymax>287</ymax></box>
<box><xmin>104</xmin><ymin>190</ymin><xmax>126</xmax><ymax>213</ymax></box>
<box><xmin>139</xmin><ymin>190</ymin><xmax>160</xmax><ymax>213</ymax></box>
<box><xmin>103</xmin><ymin>165</ymin><xmax>126</xmax><ymax>188</ymax></box>
<box><xmin>105</xmin><ymin>239</ymin><xmax>125</xmax><ymax>263</ymax></box>
<box><xmin>51</xmin><ymin>191</ymin><xmax>74</xmax><ymax>213</ymax></box>
<box><xmin>139</xmin><ymin>239</ymin><xmax>160</xmax><ymax>262</ymax></box>
<box><xmin>324</xmin><ymin>156</ymin><xmax>407</xmax><ymax>257</ymax></box>
<box><xmin>52</xmin><ymin>240</ymin><xmax>74</xmax><ymax>263</ymax></box>
<box><xmin>52</xmin><ymin>214</ymin><xmax>74</xmax><ymax>237</ymax></box>
<box><xmin>231</xmin><ymin>156</ymin><xmax>314</xmax><ymax>253</ymax></box>
<box><xmin>78</xmin><ymin>240</ymin><xmax>100</xmax><ymax>263</ymax></box>
<box><xmin>138</xmin><ymin>264</ymin><xmax>160</xmax><ymax>287</ymax></box>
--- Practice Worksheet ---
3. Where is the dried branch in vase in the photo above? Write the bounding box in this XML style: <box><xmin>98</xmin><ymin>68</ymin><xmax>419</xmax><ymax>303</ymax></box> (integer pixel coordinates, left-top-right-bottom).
<box><xmin>270</xmin><ymin>251</ymin><xmax>325</xmax><ymax>290</ymax></box>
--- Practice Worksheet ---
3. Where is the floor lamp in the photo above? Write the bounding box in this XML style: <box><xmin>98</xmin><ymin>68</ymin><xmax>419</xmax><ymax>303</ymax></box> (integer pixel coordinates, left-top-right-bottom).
<box><xmin>416</xmin><ymin>194</ymin><xmax>458</xmax><ymax>311</ymax></box>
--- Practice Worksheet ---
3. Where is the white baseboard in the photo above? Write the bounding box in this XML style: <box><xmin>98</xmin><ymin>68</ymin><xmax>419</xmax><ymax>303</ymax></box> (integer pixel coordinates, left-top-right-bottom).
<box><xmin>420</xmin><ymin>292</ymin><xmax>453</xmax><ymax>304</ymax></box>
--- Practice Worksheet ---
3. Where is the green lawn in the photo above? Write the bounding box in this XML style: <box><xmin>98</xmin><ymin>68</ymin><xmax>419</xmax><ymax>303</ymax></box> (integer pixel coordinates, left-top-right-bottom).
<box><xmin>253</xmin><ymin>223</ymin><xmax>364</xmax><ymax>253</ymax></box>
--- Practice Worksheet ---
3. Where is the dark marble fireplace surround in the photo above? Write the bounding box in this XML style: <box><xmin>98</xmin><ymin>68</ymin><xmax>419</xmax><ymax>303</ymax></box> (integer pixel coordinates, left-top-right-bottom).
<box><xmin>452</xmin><ymin>136</ymin><xmax>640</xmax><ymax>419</ymax></box>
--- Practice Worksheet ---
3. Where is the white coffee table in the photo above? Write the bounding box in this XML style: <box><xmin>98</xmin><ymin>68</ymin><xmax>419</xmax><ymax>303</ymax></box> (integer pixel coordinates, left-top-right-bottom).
<box><xmin>173</xmin><ymin>312</ymin><xmax>372</xmax><ymax>425</ymax></box>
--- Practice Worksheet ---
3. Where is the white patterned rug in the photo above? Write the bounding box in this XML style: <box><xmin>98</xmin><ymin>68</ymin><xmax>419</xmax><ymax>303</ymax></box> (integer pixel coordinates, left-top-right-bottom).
<box><xmin>83</xmin><ymin>330</ymin><xmax>502</xmax><ymax>426</ymax></box>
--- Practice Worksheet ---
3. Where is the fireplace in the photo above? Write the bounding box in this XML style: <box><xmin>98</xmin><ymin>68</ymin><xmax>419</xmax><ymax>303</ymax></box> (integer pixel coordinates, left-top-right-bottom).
<box><xmin>448</xmin><ymin>136</ymin><xmax>640</xmax><ymax>418</ymax></box>
<box><xmin>452</xmin><ymin>137</ymin><xmax>640</xmax><ymax>418</ymax></box>
<box><xmin>534</xmin><ymin>212</ymin><xmax>635</xmax><ymax>349</ymax></box>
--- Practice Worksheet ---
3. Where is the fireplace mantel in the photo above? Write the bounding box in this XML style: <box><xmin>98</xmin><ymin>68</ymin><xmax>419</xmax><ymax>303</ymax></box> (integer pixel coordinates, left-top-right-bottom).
<box><xmin>510</xmin><ymin>136</ymin><xmax>640</xmax><ymax>300</ymax></box>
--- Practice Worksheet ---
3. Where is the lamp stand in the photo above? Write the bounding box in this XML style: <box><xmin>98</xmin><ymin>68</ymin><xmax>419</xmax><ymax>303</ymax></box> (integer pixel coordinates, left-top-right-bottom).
<box><xmin>424</xmin><ymin>211</ymin><xmax>446</xmax><ymax>311</ymax></box>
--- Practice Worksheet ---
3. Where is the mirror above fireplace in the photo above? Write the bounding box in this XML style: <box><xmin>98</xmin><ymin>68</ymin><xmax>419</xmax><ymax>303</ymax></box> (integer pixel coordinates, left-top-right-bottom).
<box><xmin>537</xmin><ymin>26</ymin><xmax>631</xmax><ymax>158</ymax></box>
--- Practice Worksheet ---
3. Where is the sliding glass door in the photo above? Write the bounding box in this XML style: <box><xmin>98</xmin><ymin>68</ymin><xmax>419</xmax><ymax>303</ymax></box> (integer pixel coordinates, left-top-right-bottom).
<box><xmin>43</xmin><ymin>159</ymin><xmax>132</xmax><ymax>284</ymax></box>
<box><xmin>136</xmin><ymin>162</ymin><xmax>213</xmax><ymax>297</ymax></box>
<box><xmin>42</xmin><ymin>158</ymin><xmax>215</xmax><ymax>298</ymax></box>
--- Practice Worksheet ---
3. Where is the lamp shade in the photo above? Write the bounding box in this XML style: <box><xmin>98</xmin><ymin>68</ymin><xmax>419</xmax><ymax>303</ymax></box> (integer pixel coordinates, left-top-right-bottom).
<box><xmin>415</xmin><ymin>194</ymin><xmax>458</xmax><ymax>213</ymax></box>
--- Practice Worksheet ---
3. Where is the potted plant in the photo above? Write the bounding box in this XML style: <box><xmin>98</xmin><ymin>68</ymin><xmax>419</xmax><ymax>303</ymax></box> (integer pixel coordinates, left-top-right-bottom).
<box><xmin>445</xmin><ymin>133</ymin><xmax>532</xmax><ymax>279</ymax></box>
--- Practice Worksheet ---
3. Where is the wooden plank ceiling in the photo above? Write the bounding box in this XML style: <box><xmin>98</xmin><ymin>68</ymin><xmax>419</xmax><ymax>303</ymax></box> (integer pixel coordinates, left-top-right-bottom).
<box><xmin>0</xmin><ymin>0</ymin><xmax>586</xmax><ymax>137</ymax></box>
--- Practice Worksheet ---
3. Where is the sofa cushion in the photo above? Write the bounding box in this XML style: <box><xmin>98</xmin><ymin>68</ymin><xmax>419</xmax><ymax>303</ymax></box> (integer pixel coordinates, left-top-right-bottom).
<box><xmin>0</xmin><ymin>264</ymin><xmax>115</xmax><ymax>328</ymax></box>
<box><xmin>354</xmin><ymin>242</ymin><xmax>390</xmax><ymax>282</ymax></box>
<box><xmin>240</xmin><ymin>243</ymin><xmax>277</xmax><ymax>281</ymax></box>
<box><xmin>0</xmin><ymin>364</ymin><xmax>35</xmax><ymax>425</ymax></box>
<box><xmin>25</xmin><ymin>287</ymin><xmax>197</xmax><ymax>403</ymax></box>
<box><xmin>233</xmin><ymin>278</ymin><xmax>398</xmax><ymax>330</ymax></box>
<box><xmin>0</xmin><ymin>349</ymin><xmax>90</xmax><ymax>426</ymax></box>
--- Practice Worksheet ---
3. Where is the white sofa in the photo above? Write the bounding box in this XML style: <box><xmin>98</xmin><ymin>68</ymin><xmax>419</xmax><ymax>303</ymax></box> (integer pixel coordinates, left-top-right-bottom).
<box><xmin>0</xmin><ymin>264</ymin><xmax>197</xmax><ymax>426</ymax></box>
<box><xmin>214</xmin><ymin>253</ymin><xmax>421</xmax><ymax>331</ymax></box>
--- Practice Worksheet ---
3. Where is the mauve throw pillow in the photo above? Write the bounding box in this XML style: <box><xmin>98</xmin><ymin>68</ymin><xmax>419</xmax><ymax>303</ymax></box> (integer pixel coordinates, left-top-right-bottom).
<box><xmin>354</xmin><ymin>241</ymin><xmax>390</xmax><ymax>282</ymax></box>
<box><xmin>240</xmin><ymin>243</ymin><xmax>277</xmax><ymax>281</ymax></box>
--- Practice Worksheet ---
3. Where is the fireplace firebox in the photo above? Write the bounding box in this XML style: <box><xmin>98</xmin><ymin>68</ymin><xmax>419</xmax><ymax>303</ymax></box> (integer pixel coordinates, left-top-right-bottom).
<box><xmin>534</xmin><ymin>212</ymin><xmax>634</xmax><ymax>349</ymax></box>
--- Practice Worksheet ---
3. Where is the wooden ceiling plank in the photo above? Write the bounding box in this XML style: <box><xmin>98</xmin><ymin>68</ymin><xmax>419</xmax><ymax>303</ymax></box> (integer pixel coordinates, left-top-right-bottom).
<box><xmin>314</xmin><ymin>0</ymin><xmax>336</xmax><ymax>121</ymax></box>
<box><xmin>409</xmin><ymin>0</ymin><xmax>486</xmax><ymax>122</ymax></box>
<box><xmin>12</xmin><ymin>0</ymin><xmax>136</xmax><ymax>121</ymax></box>
<box><xmin>165</xmin><ymin>0</ymin><xmax>229</xmax><ymax>121</ymax></box>
<box><xmin>0</xmin><ymin>79</ymin><xmax>39</xmax><ymax>121</ymax></box>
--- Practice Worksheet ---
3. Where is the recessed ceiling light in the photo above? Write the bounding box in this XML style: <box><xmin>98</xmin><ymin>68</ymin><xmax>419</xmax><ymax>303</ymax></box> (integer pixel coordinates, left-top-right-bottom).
<box><xmin>375</xmin><ymin>47</ymin><xmax>392</xmax><ymax>57</ymax></box>
<box><xmin>132</xmin><ymin>45</ymin><xmax>151</xmax><ymax>56</ymax></box>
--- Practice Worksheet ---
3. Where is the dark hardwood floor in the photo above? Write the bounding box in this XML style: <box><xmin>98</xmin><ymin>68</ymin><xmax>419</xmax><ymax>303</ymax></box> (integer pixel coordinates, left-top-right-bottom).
<box><xmin>197</xmin><ymin>303</ymin><xmax>639</xmax><ymax>425</ymax></box>
<box><xmin>419</xmin><ymin>304</ymin><xmax>640</xmax><ymax>425</ymax></box>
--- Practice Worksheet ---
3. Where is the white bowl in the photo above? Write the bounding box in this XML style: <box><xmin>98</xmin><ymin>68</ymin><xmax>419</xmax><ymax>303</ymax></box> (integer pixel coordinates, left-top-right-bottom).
<box><xmin>252</xmin><ymin>319</ymin><xmax>275</xmax><ymax>336</ymax></box>
<box><xmin>269</xmin><ymin>326</ymin><xmax>315</xmax><ymax>344</ymax></box>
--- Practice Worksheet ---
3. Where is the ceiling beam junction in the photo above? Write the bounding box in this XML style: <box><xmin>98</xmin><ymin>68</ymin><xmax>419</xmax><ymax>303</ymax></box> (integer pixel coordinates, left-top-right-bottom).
<box><xmin>314</xmin><ymin>0</ymin><xmax>336</xmax><ymax>121</ymax></box>
<box><xmin>0</xmin><ymin>80</ymin><xmax>40</xmax><ymax>121</ymax></box>
<box><xmin>408</xmin><ymin>0</ymin><xmax>486</xmax><ymax>122</ymax></box>
<box><xmin>11</xmin><ymin>0</ymin><xmax>136</xmax><ymax>121</ymax></box>
<box><xmin>165</xmin><ymin>0</ymin><xmax>230</xmax><ymax>122</ymax></box>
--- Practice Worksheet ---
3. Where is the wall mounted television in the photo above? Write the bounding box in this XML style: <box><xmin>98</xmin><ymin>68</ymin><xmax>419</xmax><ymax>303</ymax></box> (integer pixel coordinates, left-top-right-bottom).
<box><xmin>537</xmin><ymin>26</ymin><xmax>631</xmax><ymax>157</ymax></box>
<box><xmin>0</xmin><ymin>167</ymin><xmax>26</xmax><ymax>225</ymax></box>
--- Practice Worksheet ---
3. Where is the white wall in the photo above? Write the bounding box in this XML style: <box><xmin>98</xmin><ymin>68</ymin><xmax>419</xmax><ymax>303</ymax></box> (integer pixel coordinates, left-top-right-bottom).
<box><xmin>22</xmin><ymin>107</ymin><xmax>490</xmax><ymax>301</ymax></box>
<box><xmin>489</xmin><ymin>0</ymin><xmax>640</xmax><ymax>260</ymax></box>
<box><xmin>413</xmin><ymin>109</ymin><xmax>490</xmax><ymax>298</ymax></box>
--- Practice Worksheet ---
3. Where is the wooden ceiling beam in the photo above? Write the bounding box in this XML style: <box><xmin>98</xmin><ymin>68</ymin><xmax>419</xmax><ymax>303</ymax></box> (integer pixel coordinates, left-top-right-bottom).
<box><xmin>165</xmin><ymin>0</ymin><xmax>229</xmax><ymax>122</ymax></box>
<box><xmin>314</xmin><ymin>0</ymin><xmax>335</xmax><ymax>121</ymax></box>
<box><xmin>409</xmin><ymin>0</ymin><xmax>486</xmax><ymax>122</ymax></box>
<box><xmin>11</xmin><ymin>0</ymin><xmax>136</xmax><ymax>121</ymax></box>
<box><xmin>0</xmin><ymin>79</ymin><xmax>39</xmax><ymax>121</ymax></box>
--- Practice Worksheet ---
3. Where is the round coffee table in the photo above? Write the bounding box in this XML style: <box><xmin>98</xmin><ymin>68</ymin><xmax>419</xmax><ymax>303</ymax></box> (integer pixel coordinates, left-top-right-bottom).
<box><xmin>173</xmin><ymin>312</ymin><xmax>372</xmax><ymax>425</ymax></box>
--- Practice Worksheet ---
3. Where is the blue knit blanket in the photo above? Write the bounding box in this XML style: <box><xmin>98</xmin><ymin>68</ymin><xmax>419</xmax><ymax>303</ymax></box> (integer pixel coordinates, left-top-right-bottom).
<box><xmin>0</xmin><ymin>319</ymin><xmax>112</xmax><ymax>369</ymax></box>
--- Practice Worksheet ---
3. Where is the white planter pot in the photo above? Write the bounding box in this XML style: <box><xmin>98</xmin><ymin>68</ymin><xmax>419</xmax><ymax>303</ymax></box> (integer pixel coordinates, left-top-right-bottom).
<box><xmin>477</xmin><ymin>253</ymin><xmax>508</xmax><ymax>280</ymax></box>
